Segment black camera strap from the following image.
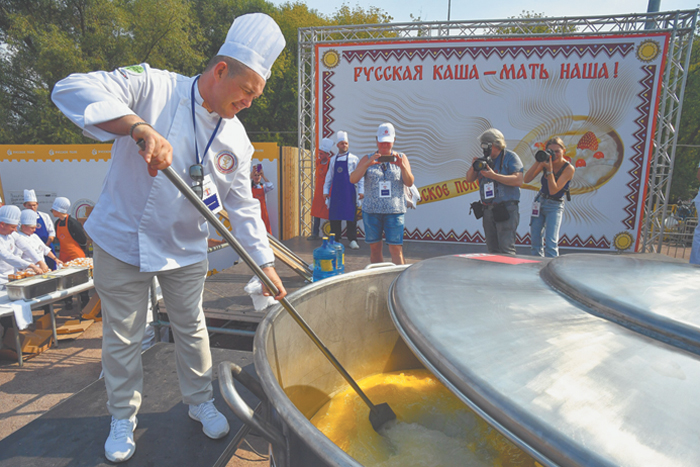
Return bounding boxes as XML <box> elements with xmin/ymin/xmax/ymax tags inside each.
<box><xmin>543</xmin><ymin>161</ymin><xmax>571</xmax><ymax>200</ymax></box>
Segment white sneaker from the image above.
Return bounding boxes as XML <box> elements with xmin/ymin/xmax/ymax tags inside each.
<box><xmin>189</xmin><ymin>399</ymin><xmax>230</xmax><ymax>439</ymax></box>
<box><xmin>349</xmin><ymin>240</ymin><xmax>360</xmax><ymax>250</ymax></box>
<box><xmin>104</xmin><ymin>416</ymin><xmax>137</xmax><ymax>463</ymax></box>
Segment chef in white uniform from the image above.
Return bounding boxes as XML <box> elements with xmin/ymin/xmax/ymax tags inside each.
<box><xmin>17</xmin><ymin>209</ymin><xmax>62</xmax><ymax>267</ymax></box>
<box><xmin>0</xmin><ymin>206</ymin><xmax>46</xmax><ymax>285</ymax></box>
<box><xmin>51</xmin><ymin>13</ymin><xmax>287</xmax><ymax>463</ymax></box>
<box><xmin>23</xmin><ymin>189</ymin><xmax>56</xmax><ymax>247</ymax></box>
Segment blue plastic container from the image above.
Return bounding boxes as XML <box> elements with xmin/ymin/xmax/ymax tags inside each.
<box><xmin>312</xmin><ymin>237</ymin><xmax>337</xmax><ymax>282</ymax></box>
<box><xmin>328</xmin><ymin>233</ymin><xmax>345</xmax><ymax>275</ymax></box>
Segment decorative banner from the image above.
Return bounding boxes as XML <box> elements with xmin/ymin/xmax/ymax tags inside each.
<box><xmin>316</xmin><ymin>34</ymin><xmax>669</xmax><ymax>252</ymax></box>
<box><xmin>0</xmin><ymin>143</ymin><xmax>280</xmax><ymax>275</ymax></box>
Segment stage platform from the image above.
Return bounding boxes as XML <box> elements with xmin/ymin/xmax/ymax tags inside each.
<box><xmin>0</xmin><ymin>343</ymin><xmax>258</xmax><ymax>467</ymax></box>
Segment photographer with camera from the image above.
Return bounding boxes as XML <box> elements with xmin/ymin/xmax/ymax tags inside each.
<box><xmin>350</xmin><ymin>122</ymin><xmax>414</xmax><ymax>264</ymax></box>
<box><xmin>523</xmin><ymin>137</ymin><xmax>575</xmax><ymax>257</ymax></box>
<box><xmin>465</xmin><ymin>128</ymin><xmax>523</xmax><ymax>255</ymax></box>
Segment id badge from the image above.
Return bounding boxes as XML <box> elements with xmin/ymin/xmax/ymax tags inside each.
<box><xmin>379</xmin><ymin>181</ymin><xmax>391</xmax><ymax>198</ymax></box>
<box><xmin>483</xmin><ymin>182</ymin><xmax>495</xmax><ymax>200</ymax></box>
<box><xmin>532</xmin><ymin>200</ymin><xmax>540</xmax><ymax>218</ymax></box>
<box><xmin>201</xmin><ymin>174</ymin><xmax>223</xmax><ymax>214</ymax></box>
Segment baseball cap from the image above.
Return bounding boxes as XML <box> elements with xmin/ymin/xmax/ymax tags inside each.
<box><xmin>377</xmin><ymin>123</ymin><xmax>395</xmax><ymax>143</ymax></box>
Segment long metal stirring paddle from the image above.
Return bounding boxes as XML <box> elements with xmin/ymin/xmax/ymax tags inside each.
<box><xmin>137</xmin><ymin>140</ymin><xmax>396</xmax><ymax>432</ymax></box>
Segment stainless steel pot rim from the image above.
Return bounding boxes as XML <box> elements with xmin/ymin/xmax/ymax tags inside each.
<box><xmin>253</xmin><ymin>265</ymin><xmax>408</xmax><ymax>467</ymax></box>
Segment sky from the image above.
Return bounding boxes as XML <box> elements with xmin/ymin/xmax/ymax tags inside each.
<box><xmin>270</xmin><ymin>0</ymin><xmax>699</xmax><ymax>23</ymax></box>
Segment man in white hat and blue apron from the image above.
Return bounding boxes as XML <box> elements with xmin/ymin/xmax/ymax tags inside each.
<box><xmin>323</xmin><ymin>131</ymin><xmax>364</xmax><ymax>249</ymax></box>
<box><xmin>52</xmin><ymin>13</ymin><xmax>288</xmax><ymax>463</ymax></box>
<box><xmin>23</xmin><ymin>189</ymin><xmax>57</xmax><ymax>268</ymax></box>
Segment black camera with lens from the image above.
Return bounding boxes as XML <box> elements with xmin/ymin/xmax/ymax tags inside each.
<box><xmin>535</xmin><ymin>149</ymin><xmax>555</xmax><ymax>163</ymax></box>
<box><xmin>472</xmin><ymin>142</ymin><xmax>494</xmax><ymax>172</ymax></box>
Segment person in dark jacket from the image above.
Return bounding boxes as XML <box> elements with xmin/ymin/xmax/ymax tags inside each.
<box><xmin>51</xmin><ymin>197</ymin><xmax>89</xmax><ymax>309</ymax></box>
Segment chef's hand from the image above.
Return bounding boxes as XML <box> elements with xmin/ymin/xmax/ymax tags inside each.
<box><xmin>27</xmin><ymin>264</ymin><xmax>42</xmax><ymax>275</ymax></box>
<box><xmin>37</xmin><ymin>261</ymin><xmax>50</xmax><ymax>274</ymax></box>
<box><xmin>132</xmin><ymin>123</ymin><xmax>173</xmax><ymax>177</ymax></box>
<box><xmin>261</xmin><ymin>266</ymin><xmax>287</xmax><ymax>300</ymax></box>
<box><xmin>207</xmin><ymin>238</ymin><xmax>225</xmax><ymax>247</ymax></box>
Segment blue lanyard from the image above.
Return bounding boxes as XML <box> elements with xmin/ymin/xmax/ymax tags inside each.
<box><xmin>191</xmin><ymin>76</ymin><xmax>222</xmax><ymax>165</ymax></box>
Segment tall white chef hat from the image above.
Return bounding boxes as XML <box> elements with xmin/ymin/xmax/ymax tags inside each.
<box><xmin>336</xmin><ymin>131</ymin><xmax>349</xmax><ymax>144</ymax></box>
<box><xmin>319</xmin><ymin>137</ymin><xmax>334</xmax><ymax>153</ymax></box>
<box><xmin>20</xmin><ymin>209</ymin><xmax>39</xmax><ymax>226</ymax></box>
<box><xmin>0</xmin><ymin>205</ymin><xmax>21</xmax><ymax>225</ymax></box>
<box><xmin>52</xmin><ymin>197</ymin><xmax>71</xmax><ymax>214</ymax></box>
<box><xmin>217</xmin><ymin>13</ymin><xmax>286</xmax><ymax>81</ymax></box>
<box><xmin>24</xmin><ymin>189</ymin><xmax>37</xmax><ymax>203</ymax></box>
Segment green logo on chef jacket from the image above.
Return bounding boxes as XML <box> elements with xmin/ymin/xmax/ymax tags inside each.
<box><xmin>123</xmin><ymin>65</ymin><xmax>145</xmax><ymax>74</ymax></box>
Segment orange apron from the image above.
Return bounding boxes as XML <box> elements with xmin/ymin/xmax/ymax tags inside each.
<box><xmin>310</xmin><ymin>154</ymin><xmax>330</xmax><ymax>219</ymax></box>
<box><xmin>252</xmin><ymin>185</ymin><xmax>272</xmax><ymax>234</ymax></box>
<box><xmin>56</xmin><ymin>216</ymin><xmax>86</xmax><ymax>262</ymax></box>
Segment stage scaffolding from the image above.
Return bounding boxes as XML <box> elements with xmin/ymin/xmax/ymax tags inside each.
<box><xmin>297</xmin><ymin>10</ymin><xmax>698</xmax><ymax>253</ymax></box>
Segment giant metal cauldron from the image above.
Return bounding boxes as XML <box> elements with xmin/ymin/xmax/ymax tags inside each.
<box><xmin>220</xmin><ymin>255</ymin><xmax>700</xmax><ymax>466</ymax></box>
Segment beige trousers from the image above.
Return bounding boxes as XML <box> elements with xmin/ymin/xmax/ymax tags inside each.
<box><xmin>93</xmin><ymin>243</ymin><xmax>212</xmax><ymax>420</ymax></box>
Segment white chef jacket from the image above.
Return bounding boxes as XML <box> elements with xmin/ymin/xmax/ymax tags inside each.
<box><xmin>51</xmin><ymin>63</ymin><xmax>273</xmax><ymax>272</ymax></box>
<box><xmin>0</xmin><ymin>232</ymin><xmax>44</xmax><ymax>285</ymax></box>
<box><xmin>18</xmin><ymin>232</ymin><xmax>51</xmax><ymax>263</ymax></box>
<box><xmin>36</xmin><ymin>211</ymin><xmax>56</xmax><ymax>239</ymax></box>
<box><xmin>323</xmin><ymin>152</ymin><xmax>364</xmax><ymax>196</ymax></box>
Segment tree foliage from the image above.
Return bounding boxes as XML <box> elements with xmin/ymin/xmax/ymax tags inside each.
<box><xmin>0</xmin><ymin>0</ymin><xmax>390</xmax><ymax>146</ymax></box>
<box><xmin>670</xmin><ymin>33</ymin><xmax>700</xmax><ymax>201</ymax></box>
<box><xmin>492</xmin><ymin>10</ymin><xmax>578</xmax><ymax>35</ymax></box>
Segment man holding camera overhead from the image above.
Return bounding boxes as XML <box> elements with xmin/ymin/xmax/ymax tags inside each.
<box><xmin>465</xmin><ymin>129</ymin><xmax>523</xmax><ymax>255</ymax></box>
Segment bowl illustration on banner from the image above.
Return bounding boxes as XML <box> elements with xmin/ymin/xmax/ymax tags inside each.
<box><xmin>517</xmin><ymin>116</ymin><xmax>624</xmax><ymax>195</ymax></box>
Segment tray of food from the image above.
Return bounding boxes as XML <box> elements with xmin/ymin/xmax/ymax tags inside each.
<box><xmin>6</xmin><ymin>275</ymin><xmax>59</xmax><ymax>301</ymax></box>
<box><xmin>47</xmin><ymin>267</ymin><xmax>91</xmax><ymax>290</ymax></box>
<box><xmin>62</xmin><ymin>258</ymin><xmax>94</xmax><ymax>278</ymax></box>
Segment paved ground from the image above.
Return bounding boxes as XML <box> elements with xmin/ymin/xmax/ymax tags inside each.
<box><xmin>0</xmin><ymin>236</ymin><xmax>690</xmax><ymax>466</ymax></box>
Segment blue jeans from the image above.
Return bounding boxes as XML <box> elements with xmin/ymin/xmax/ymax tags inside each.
<box><xmin>530</xmin><ymin>197</ymin><xmax>564</xmax><ymax>257</ymax></box>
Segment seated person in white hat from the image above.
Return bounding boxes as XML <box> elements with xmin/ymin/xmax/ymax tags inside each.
<box><xmin>0</xmin><ymin>205</ymin><xmax>48</xmax><ymax>285</ymax></box>
<box><xmin>52</xmin><ymin>13</ymin><xmax>288</xmax><ymax>463</ymax></box>
<box><xmin>23</xmin><ymin>189</ymin><xmax>57</xmax><ymax>267</ymax></box>
<box><xmin>323</xmin><ymin>131</ymin><xmax>364</xmax><ymax>249</ymax></box>
<box><xmin>18</xmin><ymin>209</ymin><xmax>62</xmax><ymax>268</ymax></box>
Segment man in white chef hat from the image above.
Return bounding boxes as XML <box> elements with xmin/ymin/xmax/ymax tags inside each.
<box><xmin>52</xmin><ymin>13</ymin><xmax>288</xmax><ymax>463</ymax></box>
<box><xmin>23</xmin><ymin>189</ymin><xmax>57</xmax><ymax>267</ymax></box>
